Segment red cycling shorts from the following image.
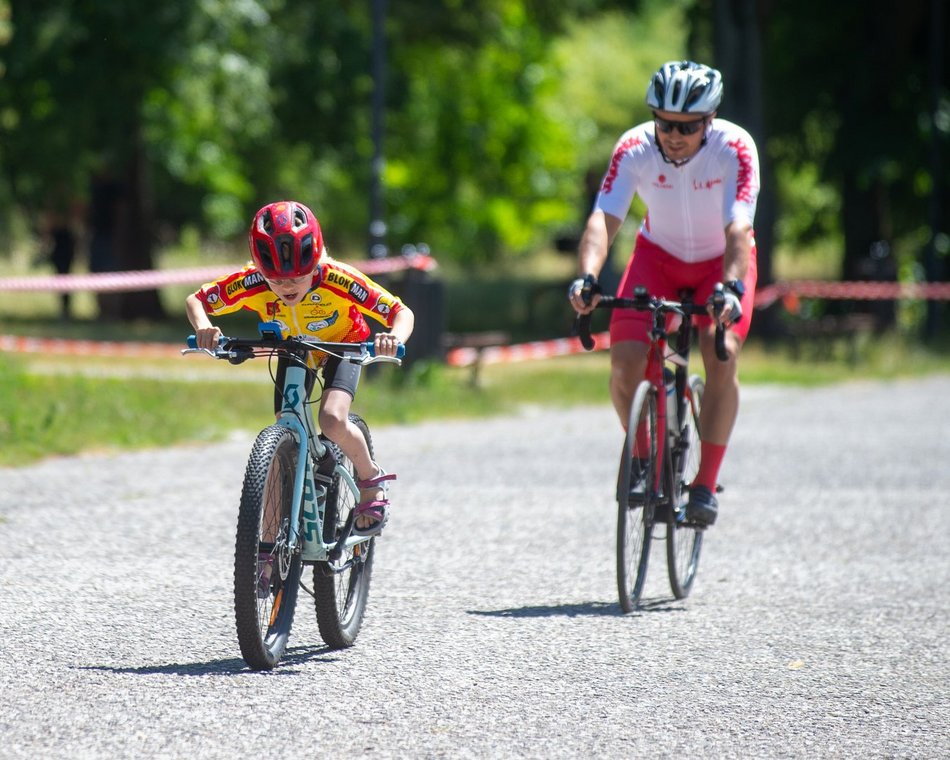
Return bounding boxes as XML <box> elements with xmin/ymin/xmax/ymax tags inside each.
<box><xmin>609</xmin><ymin>233</ymin><xmax>757</xmax><ymax>345</ymax></box>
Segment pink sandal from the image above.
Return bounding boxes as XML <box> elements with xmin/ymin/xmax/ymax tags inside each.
<box><xmin>353</xmin><ymin>467</ymin><xmax>397</xmax><ymax>536</ymax></box>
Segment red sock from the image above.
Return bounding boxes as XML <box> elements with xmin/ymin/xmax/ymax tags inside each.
<box><xmin>692</xmin><ymin>442</ymin><xmax>727</xmax><ymax>490</ymax></box>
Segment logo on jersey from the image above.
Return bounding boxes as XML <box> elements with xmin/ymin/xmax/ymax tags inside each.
<box><xmin>309</xmin><ymin>293</ymin><xmax>322</xmax><ymax>303</ymax></box>
<box><xmin>326</xmin><ymin>270</ymin><xmax>350</xmax><ymax>288</ymax></box>
<box><xmin>266</xmin><ymin>301</ymin><xmax>281</xmax><ymax>315</ymax></box>
<box><xmin>349</xmin><ymin>281</ymin><xmax>369</xmax><ymax>302</ymax></box>
<box><xmin>204</xmin><ymin>286</ymin><xmax>220</xmax><ymax>306</ymax></box>
<box><xmin>693</xmin><ymin>178</ymin><xmax>723</xmax><ymax>191</ymax></box>
<box><xmin>226</xmin><ymin>280</ymin><xmax>243</xmax><ymax>297</ymax></box>
<box><xmin>652</xmin><ymin>174</ymin><xmax>673</xmax><ymax>189</ymax></box>
<box><xmin>243</xmin><ymin>271</ymin><xmax>265</xmax><ymax>289</ymax></box>
<box><xmin>307</xmin><ymin>311</ymin><xmax>339</xmax><ymax>332</ymax></box>
<box><xmin>375</xmin><ymin>302</ymin><xmax>391</xmax><ymax>317</ymax></box>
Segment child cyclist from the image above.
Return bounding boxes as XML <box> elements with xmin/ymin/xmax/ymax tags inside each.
<box><xmin>186</xmin><ymin>200</ymin><xmax>414</xmax><ymax>536</ymax></box>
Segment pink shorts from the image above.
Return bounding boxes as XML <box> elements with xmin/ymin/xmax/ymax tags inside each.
<box><xmin>609</xmin><ymin>234</ymin><xmax>757</xmax><ymax>344</ymax></box>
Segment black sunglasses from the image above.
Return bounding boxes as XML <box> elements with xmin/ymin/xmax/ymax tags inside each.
<box><xmin>653</xmin><ymin>114</ymin><xmax>708</xmax><ymax>136</ymax></box>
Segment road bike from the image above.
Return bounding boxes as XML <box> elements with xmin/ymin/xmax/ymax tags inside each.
<box><xmin>184</xmin><ymin>322</ymin><xmax>404</xmax><ymax>669</ymax></box>
<box><xmin>574</xmin><ymin>285</ymin><xmax>727</xmax><ymax>612</ymax></box>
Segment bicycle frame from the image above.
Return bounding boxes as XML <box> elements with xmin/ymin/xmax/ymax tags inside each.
<box><xmin>183</xmin><ymin>323</ymin><xmax>403</xmax><ymax>566</ymax></box>
<box><xmin>642</xmin><ymin>312</ymin><xmax>674</xmax><ymax>500</ymax></box>
<box><xmin>574</xmin><ymin>287</ymin><xmax>719</xmax><ymax>513</ymax></box>
<box><xmin>273</xmin><ymin>357</ymin><xmax>367</xmax><ymax>564</ymax></box>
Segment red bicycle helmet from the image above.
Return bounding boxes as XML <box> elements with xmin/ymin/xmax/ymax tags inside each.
<box><xmin>248</xmin><ymin>201</ymin><xmax>323</xmax><ymax>279</ymax></box>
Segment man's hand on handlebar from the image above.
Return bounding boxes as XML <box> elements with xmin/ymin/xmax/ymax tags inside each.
<box><xmin>707</xmin><ymin>282</ymin><xmax>743</xmax><ymax>328</ymax></box>
<box><xmin>567</xmin><ymin>273</ymin><xmax>603</xmax><ymax>315</ymax></box>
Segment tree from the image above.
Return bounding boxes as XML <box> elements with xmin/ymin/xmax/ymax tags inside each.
<box><xmin>760</xmin><ymin>0</ymin><xmax>947</xmax><ymax>289</ymax></box>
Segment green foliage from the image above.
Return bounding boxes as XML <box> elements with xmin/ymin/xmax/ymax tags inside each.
<box><xmin>761</xmin><ymin>0</ymin><xmax>946</xmax><ymax>275</ymax></box>
<box><xmin>0</xmin><ymin>0</ymin><xmax>652</xmax><ymax>266</ymax></box>
<box><xmin>550</xmin><ymin>2</ymin><xmax>691</xmax><ymax>165</ymax></box>
<box><xmin>0</xmin><ymin>0</ymin><xmax>946</xmax><ymax>293</ymax></box>
<box><xmin>387</xmin><ymin>15</ymin><xmax>577</xmax><ymax>260</ymax></box>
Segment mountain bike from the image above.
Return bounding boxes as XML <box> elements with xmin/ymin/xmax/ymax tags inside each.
<box><xmin>574</xmin><ymin>285</ymin><xmax>728</xmax><ymax>612</ymax></box>
<box><xmin>184</xmin><ymin>321</ymin><xmax>404</xmax><ymax>670</ymax></box>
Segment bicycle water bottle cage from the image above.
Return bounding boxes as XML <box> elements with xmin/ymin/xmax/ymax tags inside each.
<box><xmin>258</xmin><ymin>321</ymin><xmax>283</xmax><ymax>342</ymax></box>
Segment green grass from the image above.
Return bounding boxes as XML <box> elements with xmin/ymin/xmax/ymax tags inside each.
<box><xmin>3</xmin><ymin>334</ymin><xmax>950</xmax><ymax>468</ymax></box>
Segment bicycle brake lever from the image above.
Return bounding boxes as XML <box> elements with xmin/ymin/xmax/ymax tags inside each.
<box><xmin>573</xmin><ymin>313</ymin><xmax>595</xmax><ymax>351</ymax></box>
<box><xmin>709</xmin><ymin>285</ymin><xmax>729</xmax><ymax>362</ymax></box>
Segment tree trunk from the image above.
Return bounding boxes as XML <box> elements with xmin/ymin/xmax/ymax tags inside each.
<box><xmin>713</xmin><ymin>0</ymin><xmax>779</xmax><ymax>335</ymax></box>
<box><xmin>116</xmin><ymin>126</ymin><xmax>165</xmax><ymax>320</ymax></box>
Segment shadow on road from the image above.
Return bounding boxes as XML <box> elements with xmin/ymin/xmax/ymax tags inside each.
<box><xmin>76</xmin><ymin>644</ymin><xmax>339</xmax><ymax>676</ymax></box>
<box><xmin>466</xmin><ymin>596</ymin><xmax>685</xmax><ymax>618</ymax></box>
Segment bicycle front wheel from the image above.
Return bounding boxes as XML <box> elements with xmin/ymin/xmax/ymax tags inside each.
<box><xmin>234</xmin><ymin>424</ymin><xmax>303</xmax><ymax>671</ymax></box>
<box><xmin>667</xmin><ymin>374</ymin><xmax>705</xmax><ymax>599</ymax></box>
<box><xmin>313</xmin><ymin>414</ymin><xmax>375</xmax><ymax>649</ymax></box>
<box><xmin>617</xmin><ymin>380</ymin><xmax>658</xmax><ymax>613</ymax></box>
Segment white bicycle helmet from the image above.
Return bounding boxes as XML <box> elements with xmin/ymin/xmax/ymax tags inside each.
<box><xmin>646</xmin><ymin>60</ymin><xmax>723</xmax><ymax>114</ymax></box>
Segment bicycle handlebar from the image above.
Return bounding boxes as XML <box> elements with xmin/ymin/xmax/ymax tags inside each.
<box><xmin>573</xmin><ymin>288</ymin><xmax>728</xmax><ymax>361</ymax></box>
<box><xmin>183</xmin><ymin>321</ymin><xmax>405</xmax><ymax>366</ymax></box>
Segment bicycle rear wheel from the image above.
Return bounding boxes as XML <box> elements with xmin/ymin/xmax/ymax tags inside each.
<box><xmin>617</xmin><ymin>380</ymin><xmax>658</xmax><ymax>613</ymax></box>
<box><xmin>313</xmin><ymin>414</ymin><xmax>375</xmax><ymax>649</ymax></box>
<box><xmin>234</xmin><ymin>424</ymin><xmax>303</xmax><ymax>670</ymax></box>
<box><xmin>667</xmin><ymin>375</ymin><xmax>705</xmax><ymax>599</ymax></box>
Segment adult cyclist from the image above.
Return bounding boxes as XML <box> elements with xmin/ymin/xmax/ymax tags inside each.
<box><xmin>568</xmin><ymin>60</ymin><xmax>760</xmax><ymax>527</ymax></box>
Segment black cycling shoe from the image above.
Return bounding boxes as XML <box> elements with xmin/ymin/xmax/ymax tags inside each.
<box><xmin>685</xmin><ymin>485</ymin><xmax>718</xmax><ymax>526</ymax></box>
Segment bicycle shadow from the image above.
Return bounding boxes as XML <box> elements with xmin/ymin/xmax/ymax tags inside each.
<box><xmin>77</xmin><ymin>644</ymin><xmax>339</xmax><ymax>676</ymax></box>
<box><xmin>467</xmin><ymin>596</ymin><xmax>685</xmax><ymax>619</ymax></box>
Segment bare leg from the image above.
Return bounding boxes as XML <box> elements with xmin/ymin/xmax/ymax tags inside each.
<box><xmin>697</xmin><ymin>326</ymin><xmax>743</xmax><ymax>446</ymax></box>
<box><xmin>318</xmin><ymin>389</ymin><xmax>381</xmax><ymax>530</ymax></box>
<box><xmin>609</xmin><ymin>340</ymin><xmax>649</xmax><ymax>430</ymax></box>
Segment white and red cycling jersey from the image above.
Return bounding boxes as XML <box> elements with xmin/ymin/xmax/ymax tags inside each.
<box><xmin>594</xmin><ymin>117</ymin><xmax>760</xmax><ymax>263</ymax></box>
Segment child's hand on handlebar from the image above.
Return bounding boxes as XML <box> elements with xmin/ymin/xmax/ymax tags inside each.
<box><xmin>194</xmin><ymin>325</ymin><xmax>223</xmax><ymax>350</ymax></box>
<box><xmin>373</xmin><ymin>332</ymin><xmax>402</xmax><ymax>358</ymax></box>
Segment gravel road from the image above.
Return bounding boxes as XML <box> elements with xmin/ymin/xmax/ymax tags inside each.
<box><xmin>1</xmin><ymin>376</ymin><xmax>948</xmax><ymax>759</ymax></box>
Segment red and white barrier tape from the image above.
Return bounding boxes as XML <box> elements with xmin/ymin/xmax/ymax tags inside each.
<box><xmin>3</xmin><ymin>276</ymin><xmax>948</xmax><ymax>365</ymax></box>
<box><xmin>446</xmin><ymin>333</ymin><xmax>611</xmax><ymax>367</ymax></box>
<box><xmin>0</xmin><ymin>254</ymin><xmax>436</xmax><ymax>293</ymax></box>
<box><xmin>754</xmin><ymin>280</ymin><xmax>950</xmax><ymax>308</ymax></box>
<box><xmin>0</xmin><ymin>334</ymin><xmax>181</xmax><ymax>358</ymax></box>
<box><xmin>446</xmin><ymin>280</ymin><xmax>950</xmax><ymax>368</ymax></box>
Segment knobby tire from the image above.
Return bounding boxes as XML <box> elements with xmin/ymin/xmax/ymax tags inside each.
<box><xmin>234</xmin><ymin>425</ymin><xmax>303</xmax><ymax>671</ymax></box>
<box><xmin>312</xmin><ymin>414</ymin><xmax>375</xmax><ymax>649</ymax></box>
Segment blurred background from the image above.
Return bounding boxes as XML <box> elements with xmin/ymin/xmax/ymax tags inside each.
<box><xmin>0</xmin><ymin>0</ymin><xmax>947</xmax><ymax>347</ymax></box>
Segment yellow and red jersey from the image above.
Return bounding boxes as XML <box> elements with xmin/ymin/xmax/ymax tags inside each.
<box><xmin>194</xmin><ymin>257</ymin><xmax>405</xmax><ymax>350</ymax></box>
